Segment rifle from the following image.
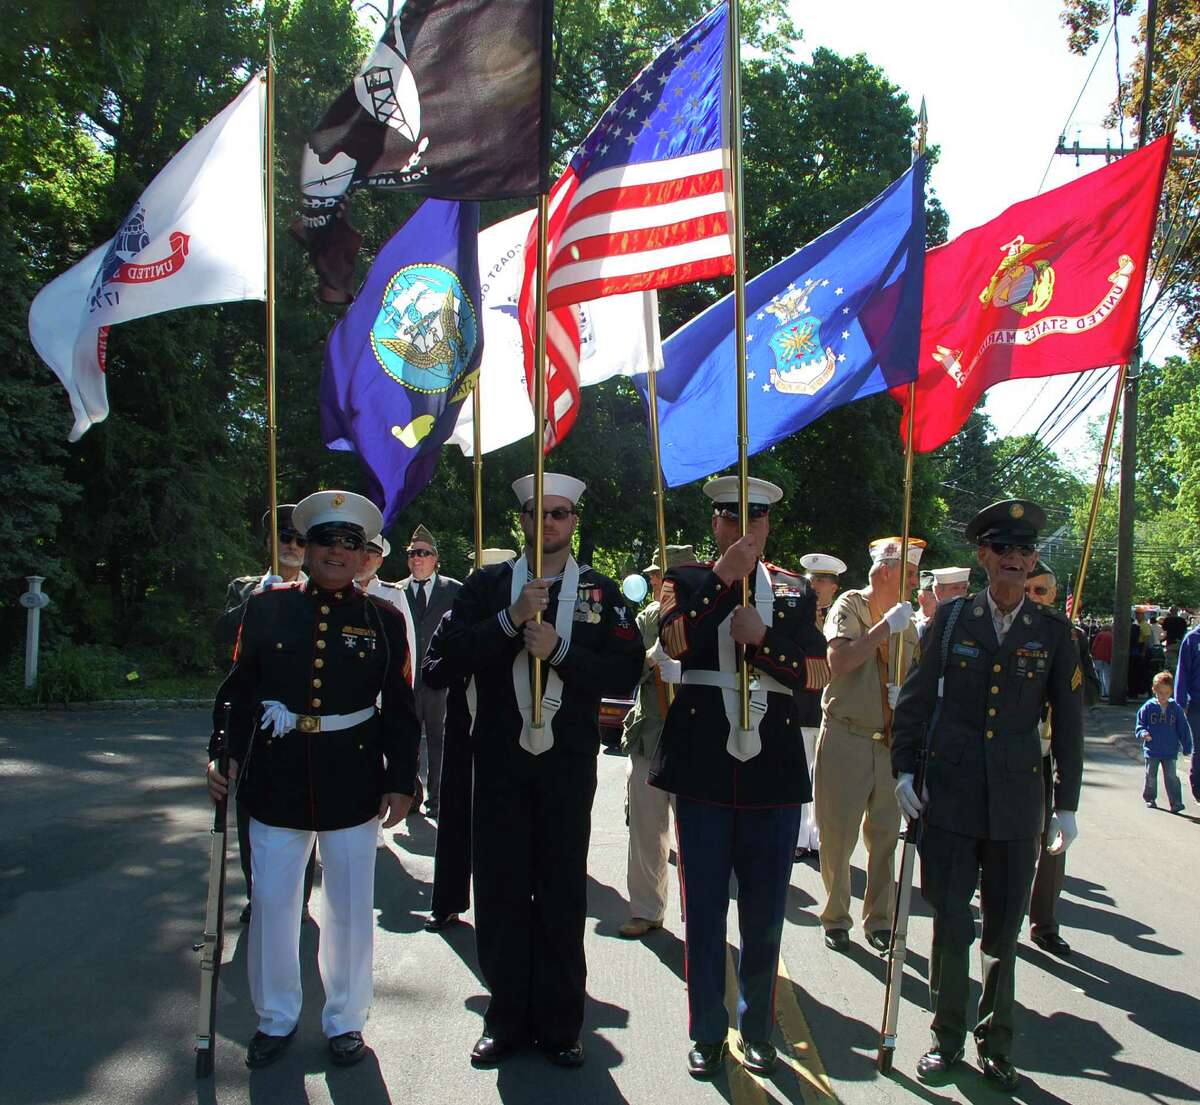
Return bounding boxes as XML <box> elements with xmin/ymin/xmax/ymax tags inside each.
<box><xmin>876</xmin><ymin>598</ymin><xmax>965</xmax><ymax>1074</ymax></box>
<box><xmin>194</xmin><ymin>701</ymin><xmax>232</xmax><ymax>1078</ymax></box>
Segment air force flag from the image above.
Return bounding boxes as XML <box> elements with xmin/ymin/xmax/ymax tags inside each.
<box><xmin>321</xmin><ymin>198</ymin><xmax>481</xmax><ymax>527</ymax></box>
<box><xmin>636</xmin><ymin>161</ymin><xmax>926</xmax><ymax>487</ymax></box>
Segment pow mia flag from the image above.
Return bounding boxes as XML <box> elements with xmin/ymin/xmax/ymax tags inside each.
<box><xmin>293</xmin><ymin>0</ymin><xmax>553</xmax><ymax>303</ymax></box>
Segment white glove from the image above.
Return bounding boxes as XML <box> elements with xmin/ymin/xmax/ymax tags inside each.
<box><xmin>895</xmin><ymin>772</ymin><xmax>927</xmax><ymax>820</ymax></box>
<box><xmin>260</xmin><ymin>699</ymin><xmax>298</xmax><ymax>737</ymax></box>
<box><xmin>887</xmin><ymin>683</ymin><xmax>901</xmax><ymax>709</ymax></box>
<box><xmin>257</xmin><ymin>572</ymin><xmax>284</xmax><ymax>592</ymax></box>
<box><xmin>884</xmin><ymin>602</ymin><xmax>913</xmax><ymax>634</ymax></box>
<box><xmin>1046</xmin><ymin>809</ymin><xmax>1078</xmax><ymax>855</ymax></box>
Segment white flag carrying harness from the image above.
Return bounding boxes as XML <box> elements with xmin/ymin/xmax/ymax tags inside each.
<box><xmin>510</xmin><ymin>555</ymin><xmax>580</xmax><ymax>755</ymax></box>
<box><xmin>679</xmin><ymin>561</ymin><xmax>791</xmax><ymax>762</ymax></box>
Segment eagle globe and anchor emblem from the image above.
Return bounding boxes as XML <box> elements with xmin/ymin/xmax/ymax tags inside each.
<box><xmin>765</xmin><ymin>286</ymin><xmax>837</xmax><ymax>396</ymax></box>
<box><xmin>370</xmin><ymin>264</ymin><xmax>479</xmax><ymax>448</ymax></box>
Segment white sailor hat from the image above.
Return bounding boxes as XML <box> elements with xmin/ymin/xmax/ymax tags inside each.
<box><xmin>366</xmin><ymin>535</ymin><xmax>392</xmax><ymax>557</ymax></box>
<box><xmin>868</xmin><ymin>536</ymin><xmax>927</xmax><ymax>565</ymax></box>
<box><xmin>702</xmin><ymin>475</ymin><xmax>783</xmax><ymax>508</ymax></box>
<box><xmin>932</xmin><ymin>566</ymin><xmax>971</xmax><ymax>586</ymax></box>
<box><xmin>800</xmin><ymin>552</ymin><xmax>847</xmax><ymax>576</ymax></box>
<box><xmin>512</xmin><ymin>473</ymin><xmax>586</xmax><ymax>507</ymax></box>
<box><xmin>470</xmin><ymin>547</ymin><xmax>517</xmax><ymax>566</ymax></box>
<box><xmin>293</xmin><ymin>490</ymin><xmax>383</xmax><ymax>543</ymax></box>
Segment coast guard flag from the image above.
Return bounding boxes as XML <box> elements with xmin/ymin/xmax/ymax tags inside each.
<box><xmin>28</xmin><ymin>75</ymin><xmax>266</xmax><ymax>440</ymax></box>
<box><xmin>638</xmin><ymin>161</ymin><xmax>926</xmax><ymax>486</ymax></box>
<box><xmin>518</xmin><ymin>3</ymin><xmax>731</xmax><ymax>448</ymax></box>
<box><xmin>321</xmin><ymin>198</ymin><xmax>482</xmax><ymax>527</ymax></box>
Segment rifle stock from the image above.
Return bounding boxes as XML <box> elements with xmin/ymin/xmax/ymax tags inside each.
<box><xmin>195</xmin><ymin>701</ymin><xmax>231</xmax><ymax>1078</ymax></box>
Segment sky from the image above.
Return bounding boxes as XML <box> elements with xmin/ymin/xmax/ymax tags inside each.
<box><xmin>787</xmin><ymin>0</ymin><xmax>1180</xmax><ymax>472</ymax></box>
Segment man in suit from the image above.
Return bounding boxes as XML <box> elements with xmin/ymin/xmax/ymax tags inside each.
<box><xmin>398</xmin><ymin>524</ymin><xmax>461</xmax><ymax>818</ymax></box>
<box><xmin>892</xmin><ymin>499</ymin><xmax>1084</xmax><ymax>1092</ymax></box>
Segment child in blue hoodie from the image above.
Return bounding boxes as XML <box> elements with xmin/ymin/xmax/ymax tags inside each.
<box><xmin>1136</xmin><ymin>671</ymin><xmax>1193</xmax><ymax>812</ymax></box>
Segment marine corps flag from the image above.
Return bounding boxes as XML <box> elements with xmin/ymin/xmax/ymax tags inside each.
<box><xmin>898</xmin><ymin>135</ymin><xmax>1171</xmax><ymax>452</ymax></box>
<box><xmin>294</xmin><ymin>0</ymin><xmax>553</xmax><ymax>302</ymax></box>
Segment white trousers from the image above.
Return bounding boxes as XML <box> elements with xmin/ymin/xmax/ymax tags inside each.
<box><xmin>248</xmin><ymin>816</ymin><xmax>378</xmax><ymax>1037</ymax></box>
<box><xmin>796</xmin><ymin>726</ymin><xmax>821</xmax><ymax>850</ymax></box>
<box><xmin>626</xmin><ymin>747</ymin><xmax>674</xmax><ymax>922</ymax></box>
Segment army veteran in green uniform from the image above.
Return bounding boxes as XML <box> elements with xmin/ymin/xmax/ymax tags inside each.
<box><xmin>892</xmin><ymin>499</ymin><xmax>1083</xmax><ymax>1092</ymax></box>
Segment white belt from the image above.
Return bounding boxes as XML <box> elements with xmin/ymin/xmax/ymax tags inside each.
<box><xmin>681</xmin><ymin>669</ymin><xmax>793</xmax><ymax>697</ymax></box>
<box><xmin>260</xmin><ymin>700</ymin><xmax>375</xmax><ymax>736</ymax></box>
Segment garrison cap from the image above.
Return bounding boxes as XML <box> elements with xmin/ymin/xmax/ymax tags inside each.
<box><xmin>293</xmin><ymin>490</ymin><xmax>382</xmax><ymax>542</ymax></box>
<box><xmin>869</xmin><ymin>536</ymin><xmax>927</xmax><ymax>565</ymax></box>
<box><xmin>261</xmin><ymin>504</ymin><xmax>297</xmax><ymax>534</ymax></box>
<box><xmin>800</xmin><ymin>552</ymin><xmax>847</xmax><ymax>577</ymax></box>
<box><xmin>645</xmin><ymin>544</ymin><xmax>697</xmax><ymax>573</ymax></box>
<box><xmin>1027</xmin><ymin>560</ymin><xmax>1055</xmax><ymax>580</ymax></box>
<box><xmin>965</xmin><ymin>499</ymin><xmax>1045</xmax><ymax>544</ymax></box>
<box><xmin>512</xmin><ymin>473</ymin><xmax>586</xmax><ymax>507</ymax></box>
<box><xmin>703</xmin><ymin>475</ymin><xmax>783</xmax><ymax>508</ymax></box>
<box><xmin>409</xmin><ymin>524</ymin><xmax>437</xmax><ymax>551</ymax></box>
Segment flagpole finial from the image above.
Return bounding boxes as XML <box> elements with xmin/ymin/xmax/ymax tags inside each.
<box><xmin>915</xmin><ymin>97</ymin><xmax>928</xmax><ymax>158</ymax></box>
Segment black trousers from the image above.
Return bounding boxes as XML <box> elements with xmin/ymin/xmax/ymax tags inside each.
<box><xmin>430</xmin><ymin>719</ymin><xmax>473</xmax><ymax>917</ymax></box>
<box><xmin>1028</xmin><ymin>759</ymin><xmax>1064</xmax><ymax>937</ymax></box>
<box><xmin>472</xmin><ymin>746</ymin><xmax>597</xmax><ymax>1045</ymax></box>
<box><xmin>236</xmin><ymin>796</ymin><xmax>314</xmax><ymax>906</ymax></box>
<box><xmin>920</xmin><ymin>826</ymin><xmax>1039</xmax><ymax>1058</ymax></box>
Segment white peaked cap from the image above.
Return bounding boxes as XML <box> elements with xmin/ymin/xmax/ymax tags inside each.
<box><xmin>471</xmin><ymin>547</ymin><xmax>517</xmax><ymax>566</ymax></box>
<box><xmin>512</xmin><ymin>473</ymin><xmax>586</xmax><ymax>506</ymax></box>
<box><xmin>293</xmin><ymin>490</ymin><xmax>383</xmax><ymax>542</ymax></box>
<box><xmin>932</xmin><ymin>566</ymin><xmax>971</xmax><ymax>585</ymax></box>
<box><xmin>702</xmin><ymin>475</ymin><xmax>783</xmax><ymax>505</ymax></box>
<box><xmin>801</xmin><ymin>553</ymin><xmax>847</xmax><ymax>575</ymax></box>
<box><xmin>366</xmin><ymin>536</ymin><xmax>392</xmax><ymax>557</ymax></box>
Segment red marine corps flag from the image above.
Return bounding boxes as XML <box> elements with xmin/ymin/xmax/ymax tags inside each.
<box><xmin>898</xmin><ymin>135</ymin><xmax>1171</xmax><ymax>452</ymax></box>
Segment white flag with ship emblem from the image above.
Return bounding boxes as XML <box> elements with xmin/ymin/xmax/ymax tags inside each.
<box><xmin>28</xmin><ymin>74</ymin><xmax>267</xmax><ymax>441</ymax></box>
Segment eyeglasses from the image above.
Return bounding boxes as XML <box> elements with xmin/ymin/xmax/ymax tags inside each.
<box><xmin>522</xmin><ymin>507</ymin><xmax>575</xmax><ymax>521</ymax></box>
<box><xmin>1025</xmin><ymin>585</ymin><xmax>1052</xmax><ymax>596</ymax></box>
<box><xmin>312</xmin><ymin>532</ymin><xmax>365</xmax><ymax>551</ymax></box>
<box><xmin>407</xmin><ymin>548</ymin><xmax>436</xmax><ymax>558</ymax></box>
<box><xmin>983</xmin><ymin>541</ymin><xmax>1037</xmax><ymax>556</ymax></box>
<box><xmin>278</xmin><ymin>529</ymin><xmax>306</xmax><ymax>547</ymax></box>
<box><xmin>715</xmin><ymin>503</ymin><xmax>771</xmax><ymax>520</ymax></box>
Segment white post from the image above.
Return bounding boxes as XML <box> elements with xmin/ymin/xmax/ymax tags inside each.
<box><xmin>20</xmin><ymin>576</ymin><xmax>50</xmax><ymax>689</ymax></box>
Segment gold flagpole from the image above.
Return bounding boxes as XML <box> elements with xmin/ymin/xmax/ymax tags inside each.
<box><xmin>893</xmin><ymin>97</ymin><xmax>927</xmax><ymax>682</ymax></box>
<box><xmin>727</xmin><ymin>0</ymin><xmax>751</xmax><ymax>731</ymax></box>
<box><xmin>644</xmin><ymin>309</ymin><xmax>675</xmax><ymax>706</ymax></box>
<box><xmin>264</xmin><ymin>28</ymin><xmax>280</xmax><ymax>576</ymax></box>
<box><xmin>473</xmin><ymin>384</ymin><xmax>484</xmax><ymax>566</ymax></box>
<box><xmin>532</xmin><ymin>193</ymin><xmax>550</xmax><ymax>726</ymax></box>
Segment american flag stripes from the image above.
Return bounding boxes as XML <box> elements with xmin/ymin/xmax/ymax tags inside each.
<box><xmin>519</xmin><ymin>3</ymin><xmax>731</xmax><ymax>448</ymax></box>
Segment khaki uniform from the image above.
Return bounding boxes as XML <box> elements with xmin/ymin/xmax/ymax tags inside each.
<box><xmin>814</xmin><ymin>589</ymin><xmax>919</xmax><ymax>935</ymax></box>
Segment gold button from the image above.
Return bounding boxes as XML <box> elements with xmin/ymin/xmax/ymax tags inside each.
<box><xmin>1033</xmin><ymin>766</ymin><xmax>1039</xmax><ymax>773</ymax></box>
<box><xmin>986</xmin><ymin>729</ymin><xmax>994</xmax><ymax>738</ymax></box>
<box><xmin>359</xmin><ymin>650</ymin><xmax>366</xmax><ymax>658</ymax></box>
<box><xmin>319</xmin><ymin>621</ymin><xmax>328</xmax><ymax>631</ymax></box>
<box><xmin>312</xmin><ymin>678</ymin><xmax>322</xmax><ymax>688</ymax></box>
<box><xmin>991</xmin><ymin>685</ymin><xmax>1000</xmax><ymax>694</ymax></box>
<box><xmin>763</xmin><ymin>648</ymin><xmax>771</xmax><ymax>656</ymax></box>
<box><xmin>312</xmin><ymin>697</ymin><xmax>322</xmax><ymax>708</ymax></box>
<box><xmin>275</xmin><ymin>642</ymin><xmax>283</xmax><ymax>650</ymax></box>
<box><xmin>690</xmin><ymin>708</ymin><xmax>696</xmax><ymax>715</ymax></box>
<box><xmin>316</xmin><ymin>640</ymin><xmax>326</xmax><ymax>650</ymax></box>
<box><xmin>689</xmin><ymin>610</ymin><xmax>697</xmax><ymax>617</ymax></box>
<box><xmin>988</xmin><ymin>707</ymin><xmax>997</xmax><ymax>716</ymax></box>
<box><xmin>314</xmin><ymin>658</ymin><xmax>325</xmax><ymax>669</ymax></box>
<box><xmin>321</xmin><ymin>605</ymin><xmax>330</xmax><ymax>615</ymax></box>
<box><xmin>358</xmin><ymin>744</ymin><xmax>364</xmax><ymax>750</ymax></box>
<box><xmin>786</xmin><ymin>717</ymin><xmax>792</xmax><ymax>725</ymax></box>
<box><xmin>793</xmin><ymin>661</ymin><xmax>799</xmax><ymax>668</ymax></box>
<box><xmin>872</xmin><ymin>731</ymin><xmax>884</xmax><ymax>742</ymax></box>
<box><xmin>959</xmin><ymin>660</ymin><xmax>967</xmax><ymax>668</ymax></box>
<box><xmin>778</xmin><ymin>611</ymin><xmax>785</xmax><ymax>619</ymax></box>
<box><xmin>993</xmin><ymin>664</ymin><xmax>1001</xmax><ymax>673</ymax></box>
<box><xmin>703</xmin><ymin>597</ymin><xmax>710</xmax><ymax>605</ymax></box>
<box><xmin>335</xmin><ymin>592</ymin><xmax>344</xmax><ymax>600</ymax></box>
<box><xmin>778</xmin><ymin>654</ymin><xmax>786</xmax><ymax>662</ymax></box>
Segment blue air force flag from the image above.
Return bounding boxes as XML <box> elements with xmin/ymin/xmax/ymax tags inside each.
<box><xmin>321</xmin><ymin>198</ymin><xmax>481</xmax><ymax>526</ymax></box>
<box><xmin>636</xmin><ymin>161</ymin><xmax>926</xmax><ymax>487</ymax></box>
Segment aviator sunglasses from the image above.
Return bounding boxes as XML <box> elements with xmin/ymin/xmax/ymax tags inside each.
<box><xmin>715</xmin><ymin>503</ymin><xmax>771</xmax><ymax>520</ymax></box>
<box><xmin>522</xmin><ymin>506</ymin><xmax>575</xmax><ymax>521</ymax></box>
<box><xmin>312</xmin><ymin>532</ymin><xmax>365</xmax><ymax>552</ymax></box>
<box><xmin>407</xmin><ymin>548</ymin><xmax>436</xmax><ymax>558</ymax></box>
<box><xmin>983</xmin><ymin>541</ymin><xmax>1038</xmax><ymax>556</ymax></box>
<box><xmin>1026</xmin><ymin>584</ymin><xmax>1052</xmax><ymax>596</ymax></box>
<box><xmin>278</xmin><ymin>528</ymin><xmax>306</xmax><ymax>547</ymax></box>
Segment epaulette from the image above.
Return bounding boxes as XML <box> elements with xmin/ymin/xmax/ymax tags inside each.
<box><xmin>373</xmin><ymin>579</ymin><xmax>403</xmax><ymax>590</ymax></box>
<box><xmin>364</xmin><ymin>592</ymin><xmax>408</xmax><ymax>619</ymax></box>
<box><xmin>247</xmin><ymin>580</ymin><xmax>304</xmax><ymax>599</ymax></box>
<box><xmin>764</xmin><ymin>560</ymin><xmax>803</xmax><ymax>579</ymax></box>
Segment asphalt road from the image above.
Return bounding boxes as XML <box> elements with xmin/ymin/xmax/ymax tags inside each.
<box><xmin>0</xmin><ymin>704</ymin><xmax>1196</xmax><ymax>1105</ymax></box>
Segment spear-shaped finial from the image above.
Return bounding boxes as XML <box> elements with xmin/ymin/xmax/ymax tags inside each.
<box><xmin>916</xmin><ymin>96</ymin><xmax>928</xmax><ymax>158</ymax></box>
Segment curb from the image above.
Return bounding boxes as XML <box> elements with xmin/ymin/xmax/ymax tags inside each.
<box><xmin>0</xmin><ymin>698</ymin><xmax>209</xmax><ymax>713</ymax></box>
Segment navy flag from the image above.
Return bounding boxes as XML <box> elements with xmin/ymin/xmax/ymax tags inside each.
<box><xmin>635</xmin><ymin>161</ymin><xmax>927</xmax><ymax>487</ymax></box>
<box><xmin>294</xmin><ymin>0</ymin><xmax>553</xmax><ymax>302</ymax></box>
<box><xmin>321</xmin><ymin>198</ymin><xmax>482</xmax><ymax>527</ymax></box>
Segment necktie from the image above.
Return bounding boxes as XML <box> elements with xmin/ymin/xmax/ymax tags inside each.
<box><xmin>410</xmin><ymin>581</ymin><xmax>427</xmax><ymax>621</ymax></box>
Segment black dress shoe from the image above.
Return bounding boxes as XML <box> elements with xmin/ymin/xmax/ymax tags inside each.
<box><xmin>546</xmin><ymin>1040</ymin><xmax>585</xmax><ymax>1068</ymax></box>
<box><xmin>739</xmin><ymin>1038</ymin><xmax>777</xmax><ymax>1075</ymax></box>
<box><xmin>1031</xmin><ymin>931</ymin><xmax>1071</xmax><ymax>957</ymax></box>
<box><xmin>328</xmin><ymin>1031</ymin><xmax>367</xmax><ymax>1067</ymax></box>
<box><xmin>301</xmin><ymin>906</ymin><xmax>315</xmax><ymax>925</ymax></box>
<box><xmin>424</xmin><ymin>912</ymin><xmax>461</xmax><ymax>933</ymax></box>
<box><xmin>915</xmin><ymin>1045</ymin><xmax>963</xmax><ymax>1083</ymax></box>
<box><xmin>977</xmin><ymin>1049</ymin><xmax>1020</xmax><ymax>1091</ymax></box>
<box><xmin>687</xmin><ymin>1040</ymin><xmax>726</xmax><ymax>1078</ymax></box>
<box><xmin>865</xmin><ymin>930</ymin><xmax>891</xmax><ymax>953</ymax></box>
<box><xmin>245</xmin><ymin>1028</ymin><xmax>296</xmax><ymax>1068</ymax></box>
<box><xmin>824</xmin><ymin>928</ymin><xmax>851</xmax><ymax>952</ymax></box>
<box><xmin>239</xmin><ymin>903</ymin><xmax>252</xmax><ymax>924</ymax></box>
<box><xmin>471</xmin><ymin>1034</ymin><xmax>516</xmax><ymax>1066</ymax></box>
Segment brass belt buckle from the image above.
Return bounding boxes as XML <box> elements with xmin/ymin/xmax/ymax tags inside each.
<box><xmin>297</xmin><ymin>715</ymin><xmax>320</xmax><ymax>734</ymax></box>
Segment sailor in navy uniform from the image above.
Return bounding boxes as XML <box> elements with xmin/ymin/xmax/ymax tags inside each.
<box><xmin>205</xmin><ymin>490</ymin><xmax>420</xmax><ymax>1070</ymax></box>
<box><xmin>432</xmin><ymin>474</ymin><xmax>643</xmax><ymax>1069</ymax></box>
<box><xmin>650</xmin><ymin>476</ymin><xmax>831</xmax><ymax>1079</ymax></box>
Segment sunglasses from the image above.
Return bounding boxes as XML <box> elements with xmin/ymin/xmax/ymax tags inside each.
<box><xmin>407</xmin><ymin>548</ymin><xmax>436</xmax><ymax>558</ymax></box>
<box><xmin>983</xmin><ymin>541</ymin><xmax>1037</xmax><ymax>556</ymax></box>
<box><xmin>312</xmin><ymin>532</ymin><xmax>365</xmax><ymax>552</ymax></box>
<box><xmin>278</xmin><ymin>529</ymin><xmax>306</xmax><ymax>547</ymax></box>
<box><xmin>715</xmin><ymin>503</ymin><xmax>771</xmax><ymax>520</ymax></box>
<box><xmin>522</xmin><ymin>507</ymin><xmax>575</xmax><ymax>521</ymax></box>
<box><xmin>1025</xmin><ymin>584</ymin><xmax>1052</xmax><ymax>596</ymax></box>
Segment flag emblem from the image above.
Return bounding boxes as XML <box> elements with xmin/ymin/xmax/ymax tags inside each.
<box><xmin>89</xmin><ymin>202</ymin><xmax>190</xmax><ymax>311</ymax></box>
<box><xmin>370</xmin><ymin>264</ymin><xmax>479</xmax><ymax>396</ymax></box>
<box><xmin>979</xmin><ymin>236</ymin><xmax>1055</xmax><ymax>314</ymax></box>
<box><xmin>765</xmin><ymin>285</ymin><xmax>836</xmax><ymax>396</ymax></box>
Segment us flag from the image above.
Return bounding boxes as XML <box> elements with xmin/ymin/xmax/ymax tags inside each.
<box><xmin>519</xmin><ymin>3</ymin><xmax>731</xmax><ymax>447</ymax></box>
